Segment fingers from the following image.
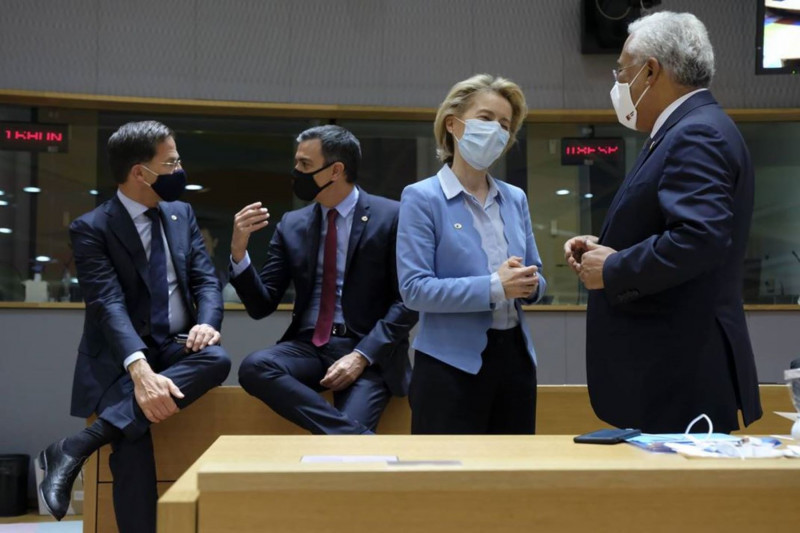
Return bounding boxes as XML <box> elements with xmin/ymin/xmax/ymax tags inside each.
<box><xmin>148</xmin><ymin>396</ymin><xmax>173</xmax><ymax>422</ymax></box>
<box><xmin>327</xmin><ymin>374</ymin><xmax>354</xmax><ymax>392</ymax></box>
<box><xmin>236</xmin><ymin>210</ymin><xmax>270</xmax><ymax>229</ymax></box>
<box><xmin>185</xmin><ymin>326</ymin><xmax>199</xmax><ymax>350</ymax></box>
<box><xmin>142</xmin><ymin>408</ymin><xmax>159</xmax><ymax>424</ymax></box>
<box><xmin>185</xmin><ymin>324</ymin><xmax>220</xmax><ymax>351</ymax></box>
<box><xmin>168</xmin><ymin>378</ymin><xmax>185</xmax><ymax>399</ymax></box>
<box><xmin>320</xmin><ymin>362</ymin><xmax>355</xmax><ymax>391</ymax></box>
<box><xmin>235</xmin><ymin>202</ymin><xmax>262</xmax><ymax>217</ymax></box>
<box><xmin>511</xmin><ymin>265</ymin><xmax>537</xmax><ymax>279</ymax></box>
<box><xmin>564</xmin><ymin>238</ymin><xmax>580</xmax><ymax>261</ymax></box>
<box><xmin>234</xmin><ymin>205</ymin><xmax>270</xmax><ymax>233</ymax></box>
<box><xmin>319</xmin><ymin>365</ymin><xmax>338</xmax><ymax>388</ymax></box>
<box><xmin>506</xmin><ymin>256</ymin><xmax>523</xmax><ymax>268</ymax></box>
<box><xmin>322</xmin><ymin>365</ymin><xmax>352</xmax><ymax>391</ymax></box>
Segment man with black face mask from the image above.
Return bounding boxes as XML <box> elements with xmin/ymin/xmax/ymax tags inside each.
<box><xmin>37</xmin><ymin>121</ymin><xmax>231</xmax><ymax>533</ymax></box>
<box><xmin>230</xmin><ymin>125</ymin><xmax>417</xmax><ymax>435</ymax></box>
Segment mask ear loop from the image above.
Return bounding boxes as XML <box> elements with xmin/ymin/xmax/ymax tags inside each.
<box><xmin>684</xmin><ymin>413</ymin><xmax>713</xmax><ymax>448</ymax></box>
<box><xmin>684</xmin><ymin>414</ymin><xmax>745</xmax><ymax>459</ymax></box>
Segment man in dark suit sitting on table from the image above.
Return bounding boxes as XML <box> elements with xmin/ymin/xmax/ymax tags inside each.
<box><xmin>37</xmin><ymin>121</ymin><xmax>231</xmax><ymax>532</ymax></box>
<box><xmin>231</xmin><ymin>125</ymin><xmax>417</xmax><ymax>434</ymax></box>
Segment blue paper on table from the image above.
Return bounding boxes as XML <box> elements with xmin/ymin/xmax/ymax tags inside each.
<box><xmin>626</xmin><ymin>433</ymin><xmax>741</xmax><ymax>453</ymax></box>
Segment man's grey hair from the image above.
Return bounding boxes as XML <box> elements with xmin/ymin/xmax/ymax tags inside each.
<box><xmin>296</xmin><ymin>125</ymin><xmax>361</xmax><ymax>183</ymax></box>
<box><xmin>627</xmin><ymin>11</ymin><xmax>715</xmax><ymax>88</ymax></box>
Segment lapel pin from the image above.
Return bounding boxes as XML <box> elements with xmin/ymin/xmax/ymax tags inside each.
<box><xmin>171</xmin><ymin>215</ymin><xmax>177</xmax><ymax>221</ymax></box>
<box><xmin>454</xmin><ymin>223</ymin><xmax>463</xmax><ymax>230</ymax></box>
<box><xmin>361</xmin><ymin>215</ymin><xmax>368</xmax><ymax>222</ymax></box>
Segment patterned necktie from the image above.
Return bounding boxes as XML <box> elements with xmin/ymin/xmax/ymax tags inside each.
<box><xmin>312</xmin><ymin>209</ymin><xmax>338</xmax><ymax>347</ymax></box>
<box><xmin>145</xmin><ymin>208</ymin><xmax>169</xmax><ymax>344</ymax></box>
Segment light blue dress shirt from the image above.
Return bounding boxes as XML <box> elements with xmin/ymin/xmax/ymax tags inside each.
<box><xmin>438</xmin><ymin>166</ymin><xmax>519</xmax><ymax>329</ymax></box>
<box><xmin>117</xmin><ymin>190</ymin><xmax>190</xmax><ymax>369</ymax></box>
<box><xmin>231</xmin><ymin>187</ymin><xmax>370</xmax><ymax>359</ymax></box>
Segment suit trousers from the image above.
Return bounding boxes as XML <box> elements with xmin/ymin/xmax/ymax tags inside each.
<box><xmin>238</xmin><ymin>333</ymin><xmax>391</xmax><ymax>435</ymax></box>
<box><xmin>97</xmin><ymin>340</ymin><xmax>231</xmax><ymax>533</ymax></box>
<box><xmin>410</xmin><ymin>326</ymin><xmax>537</xmax><ymax>434</ymax></box>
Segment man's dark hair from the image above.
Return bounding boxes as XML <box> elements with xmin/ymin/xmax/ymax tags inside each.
<box><xmin>296</xmin><ymin>125</ymin><xmax>361</xmax><ymax>183</ymax></box>
<box><xmin>107</xmin><ymin>121</ymin><xmax>174</xmax><ymax>184</ymax></box>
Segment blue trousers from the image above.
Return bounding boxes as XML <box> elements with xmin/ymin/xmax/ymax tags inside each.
<box><xmin>96</xmin><ymin>340</ymin><xmax>230</xmax><ymax>533</ymax></box>
<box><xmin>238</xmin><ymin>334</ymin><xmax>391</xmax><ymax>435</ymax></box>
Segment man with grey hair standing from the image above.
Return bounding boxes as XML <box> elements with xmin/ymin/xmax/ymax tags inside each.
<box><xmin>564</xmin><ymin>12</ymin><xmax>762</xmax><ymax>433</ymax></box>
<box><xmin>230</xmin><ymin>125</ymin><xmax>417</xmax><ymax>434</ymax></box>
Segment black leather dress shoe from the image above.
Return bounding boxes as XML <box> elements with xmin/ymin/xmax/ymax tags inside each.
<box><xmin>37</xmin><ymin>439</ymin><xmax>87</xmax><ymax>521</ymax></box>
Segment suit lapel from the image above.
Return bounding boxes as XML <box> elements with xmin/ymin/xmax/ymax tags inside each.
<box><xmin>345</xmin><ymin>188</ymin><xmax>369</xmax><ymax>275</ymax></box>
<box><xmin>599</xmin><ymin>91</ymin><xmax>719</xmax><ymax>241</ymax></box>
<box><xmin>495</xmin><ymin>184</ymin><xmax>522</xmax><ymax>257</ymax></box>
<box><xmin>106</xmin><ymin>196</ymin><xmax>149</xmax><ymax>288</ymax></box>
<box><xmin>159</xmin><ymin>202</ymin><xmax>190</xmax><ymax>300</ymax></box>
<box><xmin>599</xmin><ymin>139</ymin><xmax>652</xmax><ymax>240</ymax></box>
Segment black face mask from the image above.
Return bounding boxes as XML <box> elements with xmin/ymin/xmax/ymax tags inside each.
<box><xmin>291</xmin><ymin>161</ymin><xmax>337</xmax><ymax>202</ymax></box>
<box><xmin>143</xmin><ymin>167</ymin><xmax>187</xmax><ymax>202</ymax></box>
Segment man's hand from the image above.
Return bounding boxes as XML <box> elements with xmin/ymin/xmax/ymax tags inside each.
<box><xmin>320</xmin><ymin>352</ymin><xmax>368</xmax><ymax>392</ymax></box>
<box><xmin>129</xmin><ymin>359</ymin><xmax>185</xmax><ymax>424</ymax></box>
<box><xmin>563</xmin><ymin>235</ymin><xmax>599</xmax><ymax>274</ymax></box>
<box><xmin>185</xmin><ymin>323</ymin><xmax>220</xmax><ymax>352</ymax></box>
<box><xmin>231</xmin><ymin>202</ymin><xmax>270</xmax><ymax>263</ymax></box>
<box><xmin>577</xmin><ymin>240</ymin><xmax>617</xmax><ymax>290</ymax></box>
<box><xmin>497</xmin><ymin>256</ymin><xmax>539</xmax><ymax>299</ymax></box>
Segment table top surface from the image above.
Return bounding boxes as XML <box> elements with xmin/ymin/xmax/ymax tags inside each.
<box><xmin>179</xmin><ymin>435</ymin><xmax>800</xmax><ymax>493</ymax></box>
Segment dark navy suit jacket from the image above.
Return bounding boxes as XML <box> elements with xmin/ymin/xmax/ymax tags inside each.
<box><xmin>587</xmin><ymin>91</ymin><xmax>762</xmax><ymax>433</ymax></box>
<box><xmin>230</xmin><ymin>188</ymin><xmax>417</xmax><ymax>396</ymax></box>
<box><xmin>69</xmin><ymin>195</ymin><xmax>222</xmax><ymax>418</ymax></box>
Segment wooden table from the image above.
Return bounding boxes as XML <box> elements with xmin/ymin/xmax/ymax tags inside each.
<box><xmin>158</xmin><ymin>435</ymin><xmax>800</xmax><ymax>533</ymax></box>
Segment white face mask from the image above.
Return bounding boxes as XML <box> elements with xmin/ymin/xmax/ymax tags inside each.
<box><xmin>610</xmin><ymin>64</ymin><xmax>649</xmax><ymax>131</ymax></box>
<box><xmin>452</xmin><ymin>118</ymin><xmax>510</xmax><ymax>170</ymax></box>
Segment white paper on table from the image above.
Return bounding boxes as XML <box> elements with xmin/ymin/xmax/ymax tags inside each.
<box><xmin>774</xmin><ymin>411</ymin><xmax>799</xmax><ymax>421</ymax></box>
<box><xmin>300</xmin><ymin>455</ymin><xmax>398</xmax><ymax>463</ymax></box>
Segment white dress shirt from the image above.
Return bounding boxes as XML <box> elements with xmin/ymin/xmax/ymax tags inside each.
<box><xmin>650</xmin><ymin>88</ymin><xmax>708</xmax><ymax>139</ymax></box>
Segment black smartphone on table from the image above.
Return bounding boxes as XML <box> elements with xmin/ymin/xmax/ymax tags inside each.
<box><xmin>573</xmin><ymin>428</ymin><xmax>641</xmax><ymax>444</ymax></box>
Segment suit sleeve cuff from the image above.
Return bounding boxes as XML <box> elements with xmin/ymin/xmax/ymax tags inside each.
<box><xmin>124</xmin><ymin>351</ymin><xmax>146</xmax><ymax>371</ymax></box>
<box><xmin>354</xmin><ymin>349</ymin><xmax>373</xmax><ymax>366</ymax></box>
<box><xmin>490</xmin><ymin>272</ymin><xmax>505</xmax><ymax>304</ymax></box>
<box><xmin>230</xmin><ymin>251</ymin><xmax>251</xmax><ymax>279</ymax></box>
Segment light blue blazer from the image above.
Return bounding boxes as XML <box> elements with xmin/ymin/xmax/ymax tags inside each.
<box><xmin>397</xmin><ymin>168</ymin><xmax>546</xmax><ymax>375</ymax></box>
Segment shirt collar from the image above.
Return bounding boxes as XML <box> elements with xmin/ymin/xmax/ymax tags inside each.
<box><xmin>650</xmin><ymin>88</ymin><xmax>708</xmax><ymax>138</ymax></box>
<box><xmin>321</xmin><ymin>185</ymin><xmax>359</xmax><ymax>218</ymax></box>
<box><xmin>437</xmin><ymin>164</ymin><xmax>502</xmax><ymax>204</ymax></box>
<box><xmin>117</xmin><ymin>188</ymin><xmax>150</xmax><ymax>220</ymax></box>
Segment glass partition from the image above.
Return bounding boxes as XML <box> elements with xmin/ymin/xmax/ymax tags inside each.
<box><xmin>0</xmin><ymin>101</ymin><xmax>797</xmax><ymax>307</ymax></box>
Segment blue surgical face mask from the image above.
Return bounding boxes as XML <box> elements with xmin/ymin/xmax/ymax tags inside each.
<box><xmin>453</xmin><ymin>118</ymin><xmax>510</xmax><ymax>170</ymax></box>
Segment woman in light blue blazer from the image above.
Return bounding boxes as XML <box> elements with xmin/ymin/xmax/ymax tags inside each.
<box><xmin>397</xmin><ymin>74</ymin><xmax>547</xmax><ymax>434</ymax></box>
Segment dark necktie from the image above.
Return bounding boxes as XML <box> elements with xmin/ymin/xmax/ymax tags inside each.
<box><xmin>145</xmin><ymin>208</ymin><xmax>170</xmax><ymax>344</ymax></box>
<box><xmin>312</xmin><ymin>209</ymin><xmax>338</xmax><ymax>347</ymax></box>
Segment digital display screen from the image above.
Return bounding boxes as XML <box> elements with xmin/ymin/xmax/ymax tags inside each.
<box><xmin>561</xmin><ymin>138</ymin><xmax>625</xmax><ymax>166</ymax></box>
<box><xmin>757</xmin><ymin>1</ymin><xmax>800</xmax><ymax>74</ymax></box>
<box><xmin>0</xmin><ymin>122</ymin><xmax>69</xmax><ymax>152</ymax></box>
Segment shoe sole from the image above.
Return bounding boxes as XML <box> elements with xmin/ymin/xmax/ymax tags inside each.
<box><xmin>36</xmin><ymin>451</ymin><xmax>61</xmax><ymax>521</ymax></box>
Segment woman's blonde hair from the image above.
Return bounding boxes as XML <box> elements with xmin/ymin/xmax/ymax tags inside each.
<box><xmin>433</xmin><ymin>74</ymin><xmax>528</xmax><ymax>163</ymax></box>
